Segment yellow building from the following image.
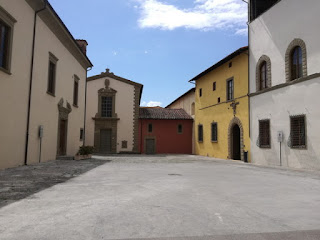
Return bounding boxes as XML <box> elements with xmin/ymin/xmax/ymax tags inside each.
<box><xmin>190</xmin><ymin>47</ymin><xmax>250</xmax><ymax>162</ymax></box>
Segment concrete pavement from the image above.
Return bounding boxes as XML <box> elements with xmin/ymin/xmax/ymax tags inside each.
<box><xmin>0</xmin><ymin>155</ymin><xmax>320</xmax><ymax>240</ymax></box>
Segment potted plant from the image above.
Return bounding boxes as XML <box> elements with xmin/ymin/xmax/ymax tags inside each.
<box><xmin>74</xmin><ymin>146</ymin><xmax>94</xmax><ymax>160</ymax></box>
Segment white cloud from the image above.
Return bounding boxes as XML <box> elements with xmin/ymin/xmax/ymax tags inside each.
<box><xmin>141</xmin><ymin>101</ymin><xmax>162</xmax><ymax>107</ymax></box>
<box><xmin>112</xmin><ymin>51</ymin><xmax>118</xmax><ymax>56</ymax></box>
<box><xmin>135</xmin><ymin>0</ymin><xmax>248</xmax><ymax>34</ymax></box>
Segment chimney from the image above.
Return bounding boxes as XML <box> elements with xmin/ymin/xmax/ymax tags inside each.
<box><xmin>76</xmin><ymin>39</ymin><xmax>88</xmax><ymax>55</ymax></box>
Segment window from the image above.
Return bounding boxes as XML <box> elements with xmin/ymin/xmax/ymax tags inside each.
<box><xmin>47</xmin><ymin>53</ymin><xmax>58</xmax><ymax>96</ymax></box>
<box><xmin>260</xmin><ymin>61</ymin><xmax>267</xmax><ymax>90</ymax></box>
<box><xmin>199</xmin><ymin>88</ymin><xmax>202</xmax><ymax>97</ymax></box>
<box><xmin>73</xmin><ymin>76</ymin><xmax>79</xmax><ymax>107</ymax></box>
<box><xmin>259</xmin><ymin>120</ymin><xmax>270</xmax><ymax>148</ymax></box>
<box><xmin>0</xmin><ymin>20</ymin><xmax>10</xmax><ymax>70</ymax></box>
<box><xmin>211</xmin><ymin>122</ymin><xmax>218</xmax><ymax>142</ymax></box>
<box><xmin>178</xmin><ymin>124</ymin><xmax>183</xmax><ymax>134</ymax></box>
<box><xmin>218</xmin><ymin>97</ymin><xmax>220</xmax><ymax>103</ymax></box>
<box><xmin>0</xmin><ymin>7</ymin><xmax>15</xmax><ymax>73</ymax></box>
<box><xmin>290</xmin><ymin>115</ymin><xmax>306</xmax><ymax>148</ymax></box>
<box><xmin>285</xmin><ymin>39</ymin><xmax>307</xmax><ymax>82</ymax></box>
<box><xmin>229</xmin><ymin>62</ymin><xmax>232</xmax><ymax>68</ymax></box>
<box><xmin>226</xmin><ymin>78</ymin><xmax>234</xmax><ymax>101</ymax></box>
<box><xmin>198</xmin><ymin>124</ymin><xmax>203</xmax><ymax>142</ymax></box>
<box><xmin>191</xmin><ymin>102</ymin><xmax>195</xmax><ymax>115</ymax></box>
<box><xmin>101</xmin><ymin>96</ymin><xmax>112</xmax><ymax>117</ymax></box>
<box><xmin>148</xmin><ymin>123</ymin><xmax>153</xmax><ymax>133</ymax></box>
<box><xmin>122</xmin><ymin>141</ymin><xmax>128</xmax><ymax>149</ymax></box>
<box><xmin>291</xmin><ymin>46</ymin><xmax>303</xmax><ymax>80</ymax></box>
<box><xmin>80</xmin><ymin>128</ymin><xmax>84</xmax><ymax>141</ymax></box>
<box><xmin>213</xmin><ymin>82</ymin><xmax>216</xmax><ymax>91</ymax></box>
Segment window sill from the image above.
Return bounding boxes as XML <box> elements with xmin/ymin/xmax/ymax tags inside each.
<box><xmin>198</xmin><ymin>141</ymin><xmax>203</xmax><ymax>143</ymax></box>
<box><xmin>211</xmin><ymin>140</ymin><xmax>218</xmax><ymax>143</ymax></box>
<box><xmin>46</xmin><ymin>91</ymin><xmax>55</xmax><ymax>97</ymax></box>
<box><xmin>73</xmin><ymin>104</ymin><xmax>79</xmax><ymax>108</ymax></box>
<box><xmin>259</xmin><ymin>145</ymin><xmax>271</xmax><ymax>149</ymax></box>
<box><xmin>291</xmin><ymin>145</ymin><xmax>307</xmax><ymax>150</ymax></box>
<box><xmin>0</xmin><ymin>67</ymin><xmax>12</xmax><ymax>75</ymax></box>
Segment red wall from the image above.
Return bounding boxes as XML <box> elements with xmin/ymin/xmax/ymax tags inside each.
<box><xmin>139</xmin><ymin>119</ymin><xmax>193</xmax><ymax>154</ymax></box>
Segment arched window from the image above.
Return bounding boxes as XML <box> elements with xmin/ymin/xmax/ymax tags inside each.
<box><xmin>285</xmin><ymin>38</ymin><xmax>307</xmax><ymax>82</ymax></box>
<box><xmin>256</xmin><ymin>55</ymin><xmax>271</xmax><ymax>91</ymax></box>
<box><xmin>291</xmin><ymin>46</ymin><xmax>303</xmax><ymax>80</ymax></box>
<box><xmin>260</xmin><ymin>61</ymin><xmax>267</xmax><ymax>90</ymax></box>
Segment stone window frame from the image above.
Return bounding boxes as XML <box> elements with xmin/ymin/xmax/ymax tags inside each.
<box><xmin>0</xmin><ymin>6</ymin><xmax>16</xmax><ymax>74</ymax></box>
<box><xmin>256</xmin><ymin>55</ymin><xmax>272</xmax><ymax>91</ymax></box>
<box><xmin>177</xmin><ymin>123</ymin><xmax>183</xmax><ymax>134</ymax></box>
<box><xmin>73</xmin><ymin>74</ymin><xmax>80</xmax><ymax>107</ymax></box>
<box><xmin>285</xmin><ymin>38</ymin><xmax>307</xmax><ymax>82</ymax></box>
<box><xmin>47</xmin><ymin>52</ymin><xmax>58</xmax><ymax>97</ymax></box>
<box><xmin>198</xmin><ymin>124</ymin><xmax>203</xmax><ymax>143</ymax></box>
<box><xmin>97</xmin><ymin>87</ymin><xmax>117</xmax><ymax>118</ymax></box>
<box><xmin>211</xmin><ymin>122</ymin><xmax>218</xmax><ymax>143</ymax></box>
<box><xmin>289</xmin><ymin>114</ymin><xmax>307</xmax><ymax>149</ymax></box>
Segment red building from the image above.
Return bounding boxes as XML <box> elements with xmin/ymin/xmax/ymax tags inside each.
<box><xmin>139</xmin><ymin>107</ymin><xmax>193</xmax><ymax>154</ymax></box>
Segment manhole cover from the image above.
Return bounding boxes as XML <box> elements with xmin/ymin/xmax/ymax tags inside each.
<box><xmin>168</xmin><ymin>173</ymin><xmax>182</xmax><ymax>176</ymax></box>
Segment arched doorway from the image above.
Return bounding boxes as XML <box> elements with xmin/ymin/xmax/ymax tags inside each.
<box><xmin>228</xmin><ymin>117</ymin><xmax>244</xmax><ymax>161</ymax></box>
<box><xmin>232</xmin><ymin>124</ymin><xmax>241</xmax><ymax>160</ymax></box>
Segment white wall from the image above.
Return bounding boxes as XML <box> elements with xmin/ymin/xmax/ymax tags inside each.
<box><xmin>86</xmin><ymin>77</ymin><xmax>135</xmax><ymax>153</ymax></box>
<box><xmin>249</xmin><ymin>0</ymin><xmax>320</xmax><ymax>170</ymax></box>
<box><xmin>249</xmin><ymin>0</ymin><xmax>320</xmax><ymax>92</ymax></box>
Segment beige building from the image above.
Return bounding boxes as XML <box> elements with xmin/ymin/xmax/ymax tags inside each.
<box><xmin>166</xmin><ymin>88</ymin><xmax>195</xmax><ymax>153</ymax></box>
<box><xmin>0</xmin><ymin>0</ymin><xmax>92</xmax><ymax>169</ymax></box>
<box><xmin>86</xmin><ymin>69</ymin><xmax>143</xmax><ymax>154</ymax></box>
<box><xmin>166</xmin><ymin>88</ymin><xmax>195</xmax><ymax>117</ymax></box>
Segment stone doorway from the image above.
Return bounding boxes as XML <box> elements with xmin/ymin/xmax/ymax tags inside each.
<box><xmin>57</xmin><ymin>98</ymin><xmax>72</xmax><ymax>157</ymax></box>
<box><xmin>232</xmin><ymin>124</ymin><xmax>241</xmax><ymax>160</ymax></box>
<box><xmin>228</xmin><ymin>117</ymin><xmax>244</xmax><ymax>161</ymax></box>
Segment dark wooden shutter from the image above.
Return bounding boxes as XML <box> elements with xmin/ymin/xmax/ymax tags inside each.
<box><xmin>259</xmin><ymin>120</ymin><xmax>270</xmax><ymax>147</ymax></box>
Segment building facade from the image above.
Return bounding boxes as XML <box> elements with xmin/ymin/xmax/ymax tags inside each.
<box><xmin>192</xmin><ymin>47</ymin><xmax>250</xmax><ymax>161</ymax></box>
<box><xmin>0</xmin><ymin>0</ymin><xmax>92</xmax><ymax>169</ymax></box>
<box><xmin>166</xmin><ymin>88</ymin><xmax>195</xmax><ymax>153</ymax></box>
<box><xmin>86</xmin><ymin>69</ymin><xmax>143</xmax><ymax>154</ymax></box>
<box><xmin>249</xmin><ymin>0</ymin><xmax>320</xmax><ymax>170</ymax></box>
<box><xmin>139</xmin><ymin>108</ymin><xmax>193</xmax><ymax>154</ymax></box>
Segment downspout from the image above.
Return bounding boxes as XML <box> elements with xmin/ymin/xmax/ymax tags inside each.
<box><xmin>24</xmin><ymin>0</ymin><xmax>48</xmax><ymax>165</ymax></box>
<box><xmin>83</xmin><ymin>66</ymin><xmax>92</xmax><ymax>146</ymax></box>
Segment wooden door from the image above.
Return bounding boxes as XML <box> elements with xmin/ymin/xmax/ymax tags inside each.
<box><xmin>100</xmin><ymin>129</ymin><xmax>112</xmax><ymax>153</ymax></box>
<box><xmin>232</xmin><ymin>125</ymin><xmax>241</xmax><ymax>160</ymax></box>
<box><xmin>59</xmin><ymin>120</ymin><xmax>67</xmax><ymax>155</ymax></box>
<box><xmin>146</xmin><ymin>139</ymin><xmax>155</xmax><ymax>154</ymax></box>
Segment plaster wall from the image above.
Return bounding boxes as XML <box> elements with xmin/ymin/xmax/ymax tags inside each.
<box><xmin>249</xmin><ymin>0</ymin><xmax>320</xmax><ymax>169</ymax></box>
<box><xmin>0</xmin><ymin>1</ymin><xmax>36</xmax><ymax>168</ymax></box>
<box><xmin>195</xmin><ymin>52</ymin><xmax>250</xmax><ymax>161</ymax></box>
<box><xmin>86</xmin><ymin>77</ymin><xmax>135</xmax><ymax>153</ymax></box>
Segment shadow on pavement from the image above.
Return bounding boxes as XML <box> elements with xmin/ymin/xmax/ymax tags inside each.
<box><xmin>0</xmin><ymin>159</ymin><xmax>109</xmax><ymax>208</ymax></box>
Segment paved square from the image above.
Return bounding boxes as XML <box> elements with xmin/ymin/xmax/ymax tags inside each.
<box><xmin>0</xmin><ymin>155</ymin><xmax>320</xmax><ymax>240</ymax></box>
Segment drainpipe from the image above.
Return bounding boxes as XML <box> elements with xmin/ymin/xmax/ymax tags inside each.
<box><xmin>24</xmin><ymin>0</ymin><xmax>48</xmax><ymax>166</ymax></box>
<box><xmin>83</xmin><ymin>66</ymin><xmax>92</xmax><ymax>146</ymax></box>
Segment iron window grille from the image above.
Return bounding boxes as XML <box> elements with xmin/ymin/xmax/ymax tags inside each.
<box><xmin>289</xmin><ymin>115</ymin><xmax>306</xmax><ymax>148</ymax></box>
<box><xmin>259</xmin><ymin>119</ymin><xmax>270</xmax><ymax>148</ymax></box>
<box><xmin>211</xmin><ymin>122</ymin><xmax>218</xmax><ymax>142</ymax></box>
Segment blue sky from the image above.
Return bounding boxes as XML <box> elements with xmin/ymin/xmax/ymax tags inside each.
<box><xmin>49</xmin><ymin>0</ymin><xmax>248</xmax><ymax>107</ymax></box>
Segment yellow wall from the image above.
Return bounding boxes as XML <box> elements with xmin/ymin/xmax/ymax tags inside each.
<box><xmin>194</xmin><ymin>51</ymin><xmax>250</xmax><ymax>162</ymax></box>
